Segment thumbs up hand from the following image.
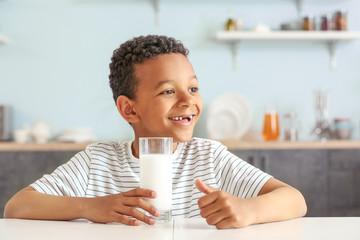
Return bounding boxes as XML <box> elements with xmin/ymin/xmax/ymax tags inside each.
<box><xmin>195</xmin><ymin>179</ymin><xmax>254</xmax><ymax>229</ymax></box>
<box><xmin>194</xmin><ymin>178</ymin><xmax>218</xmax><ymax>194</ymax></box>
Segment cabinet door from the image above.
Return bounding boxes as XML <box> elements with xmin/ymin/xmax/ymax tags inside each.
<box><xmin>256</xmin><ymin>150</ymin><xmax>329</xmax><ymax>217</ymax></box>
<box><xmin>230</xmin><ymin>150</ymin><xmax>257</xmax><ymax>166</ymax></box>
<box><xmin>328</xmin><ymin>149</ymin><xmax>360</xmax><ymax>216</ymax></box>
<box><xmin>0</xmin><ymin>151</ymin><xmax>77</xmax><ymax>218</ymax></box>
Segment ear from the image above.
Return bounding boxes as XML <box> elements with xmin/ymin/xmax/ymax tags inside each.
<box><xmin>116</xmin><ymin>95</ymin><xmax>140</xmax><ymax>123</ymax></box>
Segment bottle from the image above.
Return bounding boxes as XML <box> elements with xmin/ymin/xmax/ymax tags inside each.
<box><xmin>335</xmin><ymin>9</ymin><xmax>347</xmax><ymax>31</ymax></box>
<box><xmin>303</xmin><ymin>14</ymin><xmax>316</xmax><ymax>31</ymax></box>
<box><xmin>321</xmin><ymin>14</ymin><xmax>334</xmax><ymax>31</ymax></box>
<box><xmin>225</xmin><ymin>9</ymin><xmax>236</xmax><ymax>31</ymax></box>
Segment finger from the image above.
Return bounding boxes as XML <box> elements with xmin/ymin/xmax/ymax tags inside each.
<box><xmin>122</xmin><ymin>188</ymin><xmax>157</xmax><ymax>198</ymax></box>
<box><xmin>204</xmin><ymin>209</ymin><xmax>228</xmax><ymax>227</ymax></box>
<box><xmin>110</xmin><ymin>212</ymin><xmax>141</xmax><ymax>226</ymax></box>
<box><xmin>120</xmin><ymin>206</ymin><xmax>156</xmax><ymax>225</ymax></box>
<box><xmin>121</xmin><ymin>197</ymin><xmax>160</xmax><ymax>217</ymax></box>
<box><xmin>195</xmin><ymin>179</ymin><xmax>218</xmax><ymax>194</ymax></box>
<box><xmin>214</xmin><ymin>217</ymin><xmax>240</xmax><ymax>229</ymax></box>
<box><xmin>199</xmin><ymin>198</ymin><xmax>223</xmax><ymax>218</ymax></box>
<box><xmin>197</xmin><ymin>191</ymin><xmax>220</xmax><ymax>209</ymax></box>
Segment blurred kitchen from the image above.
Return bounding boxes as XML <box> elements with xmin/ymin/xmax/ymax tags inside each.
<box><xmin>1</xmin><ymin>0</ymin><xmax>360</xmax><ymax>217</ymax></box>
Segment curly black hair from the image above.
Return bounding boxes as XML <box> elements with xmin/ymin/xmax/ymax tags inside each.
<box><xmin>109</xmin><ymin>35</ymin><xmax>189</xmax><ymax>104</ymax></box>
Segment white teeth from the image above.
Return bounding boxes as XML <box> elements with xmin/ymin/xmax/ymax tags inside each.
<box><xmin>171</xmin><ymin>115</ymin><xmax>194</xmax><ymax>121</ymax></box>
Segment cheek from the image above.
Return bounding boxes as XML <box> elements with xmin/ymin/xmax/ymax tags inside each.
<box><xmin>148</xmin><ymin>102</ymin><xmax>172</xmax><ymax>121</ymax></box>
<box><xmin>197</xmin><ymin>97</ymin><xmax>204</xmax><ymax>114</ymax></box>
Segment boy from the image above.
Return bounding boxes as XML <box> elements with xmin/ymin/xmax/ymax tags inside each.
<box><xmin>4</xmin><ymin>35</ymin><xmax>307</xmax><ymax>229</ymax></box>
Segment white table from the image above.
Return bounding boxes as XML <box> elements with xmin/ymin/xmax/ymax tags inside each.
<box><xmin>0</xmin><ymin>217</ymin><xmax>359</xmax><ymax>240</ymax></box>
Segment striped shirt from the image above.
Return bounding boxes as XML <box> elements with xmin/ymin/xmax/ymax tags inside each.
<box><xmin>31</xmin><ymin>138</ymin><xmax>271</xmax><ymax>218</ymax></box>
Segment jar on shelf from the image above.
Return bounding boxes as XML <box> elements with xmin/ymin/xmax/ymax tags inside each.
<box><xmin>334</xmin><ymin>9</ymin><xmax>348</xmax><ymax>31</ymax></box>
<box><xmin>283</xmin><ymin>112</ymin><xmax>299</xmax><ymax>142</ymax></box>
<box><xmin>225</xmin><ymin>9</ymin><xmax>236</xmax><ymax>31</ymax></box>
<box><xmin>303</xmin><ymin>15</ymin><xmax>316</xmax><ymax>31</ymax></box>
<box><xmin>321</xmin><ymin>14</ymin><xmax>334</xmax><ymax>31</ymax></box>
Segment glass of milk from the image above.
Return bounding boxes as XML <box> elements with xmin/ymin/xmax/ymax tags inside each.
<box><xmin>139</xmin><ymin>137</ymin><xmax>173</xmax><ymax>223</ymax></box>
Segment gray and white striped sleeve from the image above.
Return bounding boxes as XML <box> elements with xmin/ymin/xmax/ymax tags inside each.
<box><xmin>30</xmin><ymin>149</ymin><xmax>91</xmax><ymax>197</ymax></box>
<box><xmin>213</xmin><ymin>143</ymin><xmax>272</xmax><ymax>198</ymax></box>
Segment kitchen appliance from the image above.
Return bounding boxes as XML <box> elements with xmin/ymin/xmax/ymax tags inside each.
<box><xmin>0</xmin><ymin>105</ymin><xmax>11</xmax><ymax>141</ymax></box>
<box><xmin>311</xmin><ymin>91</ymin><xmax>331</xmax><ymax>140</ymax></box>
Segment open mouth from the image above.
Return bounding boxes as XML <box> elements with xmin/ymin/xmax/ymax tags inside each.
<box><xmin>169</xmin><ymin>114</ymin><xmax>196</xmax><ymax>122</ymax></box>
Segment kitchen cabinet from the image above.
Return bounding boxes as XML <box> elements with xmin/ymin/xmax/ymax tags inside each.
<box><xmin>232</xmin><ymin>148</ymin><xmax>360</xmax><ymax>217</ymax></box>
<box><xmin>0</xmin><ymin>151</ymin><xmax>78</xmax><ymax>217</ymax></box>
<box><xmin>328</xmin><ymin>149</ymin><xmax>360</xmax><ymax>216</ymax></box>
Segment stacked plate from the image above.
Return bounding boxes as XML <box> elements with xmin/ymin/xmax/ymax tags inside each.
<box><xmin>207</xmin><ymin>93</ymin><xmax>252</xmax><ymax>140</ymax></box>
<box><xmin>57</xmin><ymin>128</ymin><xmax>97</xmax><ymax>143</ymax></box>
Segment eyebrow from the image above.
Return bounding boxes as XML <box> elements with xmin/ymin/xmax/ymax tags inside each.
<box><xmin>153</xmin><ymin>75</ymin><xmax>198</xmax><ymax>90</ymax></box>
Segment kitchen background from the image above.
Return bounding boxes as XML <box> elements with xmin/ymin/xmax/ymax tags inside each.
<box><xmin>1</xmin><ymin>0</ymin><xmax>360</xmax><ymax>142</ymax></box>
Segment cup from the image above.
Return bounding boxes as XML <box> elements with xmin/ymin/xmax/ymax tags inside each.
<box><xmin>139</xmin><ymin>137</ymin><xmax>173</xmax><ymax>223</ymax></box>
<box><xmin>262</xmin><ymin>108</ymin><xmax>280</xmax><ymax>141</ymax></box>
<box><xmin>334</xmin><ymin>118</ymin><xmax>352</xmax><ymax>140</ymax></box>
<box><xmin>13</xmin><ymin>129</ymin><xmax>29</xmax><ymax>143</ymax></box>
<box><xmin>283</xmin><ymin>112</ymin><xmax>299</xmax><ymax>142</ymax></box>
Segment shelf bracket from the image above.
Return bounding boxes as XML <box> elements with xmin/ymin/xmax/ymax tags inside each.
<box><xmin>154</xmin><ymin>0</ymin><xmax>161</xmax><ymax>26</ymax></box>
<box><xmin>295</xmin><ymin>0</ymin><xmax>303</xmax><ymax>19</ymax></box>
<box><xmin>232</xmin><ymin>41</ymin><xmax>240</xmax><ymax>70</ymax></box>
<box><xmin>329</xmin><ymin>41</ymin><xmax>337</xmax><ymax>71</ymax></box>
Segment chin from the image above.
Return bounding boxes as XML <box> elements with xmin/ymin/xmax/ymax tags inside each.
<box><xmin>173</xmin><ymin>133</ymin><xmax>193</xmax><ymax>143</ymax></box>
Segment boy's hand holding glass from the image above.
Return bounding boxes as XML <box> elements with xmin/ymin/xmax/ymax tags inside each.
<box><xmin>82</xmin><ymin>188</ymin><xmax>160</xmax><ymax>225</ymax></box>
<box><xmin>83</xmin><ymin>137</ymin><xmax>173</xmax><ymax>225</ymax></box>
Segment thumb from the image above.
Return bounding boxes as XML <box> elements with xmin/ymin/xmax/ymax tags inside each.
<box><xmin>195</xmin><ymin>179</ymin><xmax>218</xmax><ymax>194</ymax></box>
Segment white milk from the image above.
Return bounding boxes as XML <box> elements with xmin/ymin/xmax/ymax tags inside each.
<box><xmin>140</xmin><ymin>154</ymin><xmax>172</xmax><ymax>211</ymax></box>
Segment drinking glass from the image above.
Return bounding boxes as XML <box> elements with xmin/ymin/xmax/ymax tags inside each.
<box><xmin>139</xmin><ymin>137</ymin><xmax>173</xmax><ymax>223</ymax></box>
<box><xmin>262</xmin><ymin>108</ymin><xmax>280</xmax><ymax>141</ymax></box>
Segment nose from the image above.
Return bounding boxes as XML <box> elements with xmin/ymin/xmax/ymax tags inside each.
<box><xmin>177</xmin><ymin>91</ymin><xmax>194</xmax><ymax>107</ymax></box>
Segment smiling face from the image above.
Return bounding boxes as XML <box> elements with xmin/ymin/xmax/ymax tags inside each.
<box><xmin>127</xmin><ymin>53</ymin><xmax>203</xmax><ymax>144</ymax></box>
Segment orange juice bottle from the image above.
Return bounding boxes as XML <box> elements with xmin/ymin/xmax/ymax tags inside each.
<box><xmin>262</xmin><ymin>110</ymin><xmax>280</xmax><ymax>141</ymax></box>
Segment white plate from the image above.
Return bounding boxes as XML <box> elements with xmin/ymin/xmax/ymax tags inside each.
<box><xmin>207</xmin><ymin>93</ymin><xmax>252</xmax><ymax>140</ymax></box>
<box><xmin>57</xmin><ymin>133</ymin><xmax>97</xmax><ymax>143</ymax></box>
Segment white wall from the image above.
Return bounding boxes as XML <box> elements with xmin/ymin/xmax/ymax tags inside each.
<box><xmin>1</xmin><ymin>0</ymin><xmax>359</xmax><ymax>141</ymax></box>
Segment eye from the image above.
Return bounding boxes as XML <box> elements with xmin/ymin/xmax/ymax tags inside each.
<box><xmin>189</xmin><ymin>87</ymin><xmax>199</xmax><ymax>93</ymax></box>
<box><xmin>160</xmin><ymin>89</ymin><xmax>175</xmax><ymax>95</ymax></box>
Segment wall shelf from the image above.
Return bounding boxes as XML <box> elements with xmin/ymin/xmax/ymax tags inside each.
<box><xmin>216</xmin><ymin>31</ymin><xmax>360</xmax><ymax>70</ymax></box>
